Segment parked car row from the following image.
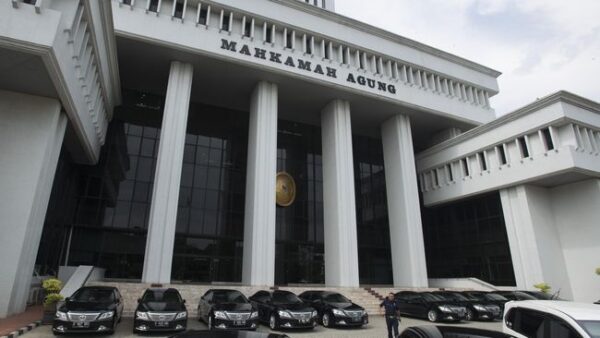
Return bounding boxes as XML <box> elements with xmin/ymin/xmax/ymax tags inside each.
<box><xmin>394</xmin><ymin>289</ymin><xmax>557</xmax><ymax>323</ymax></box>
<box><xmin>52</xmin><ymin>286</ymin><xmax>368</xmax><ymax>335</ymax></box>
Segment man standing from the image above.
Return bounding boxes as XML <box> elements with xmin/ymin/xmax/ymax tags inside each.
<box><xmin>380</xmin><ymin>292</ymin><xmax>401</xmax><ymax>338</ymax></box>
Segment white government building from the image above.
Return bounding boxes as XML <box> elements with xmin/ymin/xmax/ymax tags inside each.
<box><xmin>1</xmin><ymin>0</ymin><xmax>599</xmax><ymax>318</ymax></box>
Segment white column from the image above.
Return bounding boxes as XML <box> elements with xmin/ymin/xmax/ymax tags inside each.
<box><xmin>500</xmin><ymin>185</ymin><xmax>572</xmax><ymax>298</ymax></box>
<box><xmin>0</xmin><ymin>90</ymin><xmax>67</xmax><ymax>318</ymax></box>
<box><xmin>242</xmin><ymin>82</ymin><xmax>278</xmax><ymax>286</ymax></box>
<box><xmin>321</xmin><ymin>100</ymin><xmax>360</xmax><ymax>287</ymax></box>
<box><xmin>381</xmin><ymin>114</ymin><xmax>428</xmax><ymax>287</ymax></box>
<box><xmin>142</xmin><ymin>61</ymin><xmax>193</xmax><ymax>284</ymax></box>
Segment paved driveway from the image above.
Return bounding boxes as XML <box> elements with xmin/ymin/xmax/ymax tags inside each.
<box><xmin>25</xmin><ymin>315</ymin><xmax>503</xmax><ymax>338</ymax></box>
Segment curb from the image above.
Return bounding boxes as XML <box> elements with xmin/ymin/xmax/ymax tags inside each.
<box><xmin>0</xmin><ymin>320</ymin><xmax>42</xmax><ymax>338</ymax></box>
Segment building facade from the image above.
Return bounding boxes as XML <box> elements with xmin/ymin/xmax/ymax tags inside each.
<box><xmin>0</xmin><ymin>0</ymin><xmax>598</xmax><ymax>318</ymax></box>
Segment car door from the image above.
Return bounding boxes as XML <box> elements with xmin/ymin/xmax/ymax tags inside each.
<box><xmin>114</xmin><ymin>290</ymin><xmax>124</xmax><ymax>321</ymax></box>
<box><xmin>199</xmin><ymin>291</ymin><xmax>213</xmax><ymax>320</ymax></box>
<box><xmin>250</xmin><ymin>291</ymin><xmax>269</xmax><ymax>322</ymax></box>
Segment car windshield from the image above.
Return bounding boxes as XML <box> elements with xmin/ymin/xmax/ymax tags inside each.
<box><xmin>142</xmin><ymin>289</ymin><xmax>182</xmax><ymax>303</ymax></box>
<box><xmin>71</xmin><ymin>289</ymin><xmax>114</xmax><ymax>303</ymax></box>
<box><xmin>514</xmin><ymin>292</ymin><xmax>537</xmax><ymax>300</ymax></box>
<box><xmin>323</xmin><ymin>293</ymin><xmax>350</xmax><ymax>303</ymax></box>
<box><xmin>272</xmin><ymin>292</ymin><xmax>302</xmax><ymax>305</ymax></box>
<box><xmin>422</xmin><ymin>293</ymin><xmax>445</xmax><ymax>302</ymax></box>
<box><xmin>485</xmin><ymin>293</ymin><xmax>508</xmax><ymax>301</ymax></box>
<box><xmin>447</xmin><ymin>293</ymin><xmax>469</xmax><ymax>301</ymax></box>
<box><xmin>579</xmin><ymin>321</ymin><xmax>600</xmax><ymax>338</ymax></box>
<box><xmin>212</xmin><ymin>291</ymin><xmax>248</xmax><ymax>304</ymax></box>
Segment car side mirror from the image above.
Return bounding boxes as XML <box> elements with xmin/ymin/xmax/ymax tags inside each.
<box><xmin>183</xmin><ymin>299</ymin><xmax>186</xmax><ymax>304</ymax></box>
<box><xmin>64</xmin><ymin>297</ymin><xmax>70</xmax><ymax>303</ymax></box>
<box><xmin>137</xmin><ymin>298</ymin><xmax>141</xmax><ymax>304</ymax></box>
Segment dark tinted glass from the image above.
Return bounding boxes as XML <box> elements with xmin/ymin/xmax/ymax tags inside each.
<box><xmin>422</xmin><ymin>192</ymin><xmax>516</xmax><ymax>286</ymax></box>
<box><xmin>71</xmin><ymin>289</ymin><xmax>115</xmax><ymax>303</ymax></box>
<box><xmin>212</xmin><ymin>290</ymin><xmax>248</xmax><ymax>304</ymax></box>
<box><xmin>353</xmin><ymin>135</ymin><xmax>392</xmax><ymax>284</ymax></box>
<box><xmin>275</xmin><ymin>121</ymin><xmax>324</xmax><ymax>285</ymax></box>
<box><xmin>142</xmin><ymin>290</ymin><xmax>182</xmax><ymax>303</ymax></box>
<box><xmin>323</xmin><ymin>293</ymin><xmax>350</xmax><ymax>303</ymax></box>
<box><xmin>272</xmin><ymin>292</ymin><xmax>302</xmax><ymax>305</ymax></box>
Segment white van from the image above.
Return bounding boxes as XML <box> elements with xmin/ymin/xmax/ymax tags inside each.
<box><xmin>503</xmin><ymin>300</ymin><xmax>600</xmax><ymax>338</ymax></box>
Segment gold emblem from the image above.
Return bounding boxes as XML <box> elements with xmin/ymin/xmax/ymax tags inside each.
<box><xmin>276</xmin><ymin>172</ymin><xmax>296</xmax><ymax>207</ymax></box>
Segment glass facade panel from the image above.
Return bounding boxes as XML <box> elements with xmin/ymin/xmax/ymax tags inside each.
<box><xmin>353</xmin><ymin>136</ymin><xmax>393</xmax><ymax>285</ymax></box>
<box><xmin>171</xmin><ymin>101</ymin><xmax>248</xmax><ymax>283</ymax></box>
<box><xmin>421</xmin><ymin>192</ymin><xmax>516</xmax><ymax>286</ymax></box>
<box><xmin>275</xmin><ymin>121</ymin><xmax>325</xmax><ymax>285</ymax></box>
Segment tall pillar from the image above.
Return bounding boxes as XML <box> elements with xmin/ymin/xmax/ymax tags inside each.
<box><xmin>500</xmin><ymin>185</ymin><xmax>573</xmax><ymax>299</ymax></box>
<box><xmin>142</xmin><ymin>61</ymin><xmax>193</xmax><ymax>284</ymax></box>
<box><xmin>321</xmin><ymin>100</ymin><xmax>360</xmax><ymax>287</ymax></box>
<box><xmin>381</xmin><ymin>114</ymin><xmax>428</xmax><ymax>287</ymax></box>
<box><xmin>0</xmin><ymin>90</ymin><xmax>67</xmax><ymax>318</ymax></box>
<box><xmin>242</xmin><ymin>82</ymin><xmax>278</xmax><ymax>286</ymax></box>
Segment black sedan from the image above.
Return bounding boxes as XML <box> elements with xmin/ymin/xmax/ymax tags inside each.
<box><xmin>198</xmin><ymin>289</ymin><xmax>259</xmax><ymax>331</ymax></box>
<box><xmin>298</xmin><ymin>290</ymin><xmax>368</xmax><ymax>328</ymax></box>
<box><xmin>519</xmin><ymin>290</ymin><xmax>563</xmax><ymax>300</ymax></box>
<box><xmin>399</xmin><ymin>326</ymin><xmax>514</xmax><ymax>338</ymax></box>
<box><xmin>395</xmin><ymin>291</ymin><xmax>467</xmax><ymax>322</ymax></box>
<box><xmin>134</xmin><ymin>288</ymin><xmax>188</xmax><ymax>333</ymax></box>
<box><xmin>433</xmin><ymin>291</ymin><xmax>501</xmax><ymax>321</ymax></box>
<box><xmin>53</xmin><ymin>286</ymin><xmax>124</xmax><ymax>335</ymax></box>
<box><xmin>249</xmin><ymin>290</ymin><xmax>317</xmax><ymax>330</ymax></box>
<box><xmin>462</xmin><ymin>291</ymin><xmax>510</xmax><ymax>312</ymax></box>
<box><xmin>491</xmin><ymin>290</ymin><xmax>537</xmax><ymax>301</ymax></box>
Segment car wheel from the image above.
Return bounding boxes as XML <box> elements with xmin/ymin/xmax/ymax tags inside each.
<box><xmin>269</xmin><ymin>314</ymin><xmax>278</xmax><ymax>330</ymax></box>
<box><xmin>322</xmin><ymin>313</ymin><xmax>331</xmax><ymax>327</ymax></box>
<box><xmin>466</xmin><ymin>308</ymin><xmax>475</xmax><ymax>321</ymax></box>
<box><xmin>208</xmin><ymin>315</ymin><xmax>214</xmax><ymax>330</ymax></box>
<box><xmin>427</xmin><ymin>310</ymin><xmax>439</xmax><ymax>322</ymax></box>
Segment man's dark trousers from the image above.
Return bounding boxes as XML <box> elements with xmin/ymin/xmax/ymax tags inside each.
<box><xmin>385</xmin><ymin>315</ymin><xmax>399</xmax><ymax>338</ymax></box>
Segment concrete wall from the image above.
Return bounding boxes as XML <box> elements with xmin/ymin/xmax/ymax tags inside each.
<box><xmin>0</xmin><ymin>90</ymin><xmax>67</xmax><ymax>318</ymax></box>
<box><xmin>551</xmin><ymin>179</ymin><xmax>600</xmax><ymax>302</ymax></box>
<box><xmin>501</xmin><ymin>180</ymin><xmax>600</xmax><ymax>302</ymax></box>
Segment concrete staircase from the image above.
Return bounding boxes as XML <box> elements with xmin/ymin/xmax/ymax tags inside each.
<box><xmin>86</xmin><ymin>282</ymin><xmax>392</xmax><ymax>317</ymax></box>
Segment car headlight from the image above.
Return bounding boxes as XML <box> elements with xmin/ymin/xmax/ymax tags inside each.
<box><xmin>55</xmin><ymin>311</ymin><xmax>68</xmax><ymax>321</ymax></box>
<box><xmin>98</xmin><ymin>312</ymin><xmax>114</xmax><ymax>320</ymax></box>
<box><xmin>175</xmin><ymin>312</ymin><xmax>187</xmax><ymax>319</ymax></box>
<box><xmin>278</xmin><ymin>310</ymin><xmax>292</xmax><ymax>318</ymax></box>
<box><xmin>473</xmin><ymin>304</ymin><xmax>486</xmax><ymax>311</ymax></box>
<box><xmin>214</xmin><ymin>311</ymin><xmax>227</xmax><ymax>320</ymax></box>
<box><xmin>332</xmin><ymin>309</ymin><xmax>345</xmax><ymax>317</ymax></box>
<box><xmin>136</xmin><ymin>311</ymin><xmax>149</xmax><ymax>320</ymax></box>
<box><xmin>250</xmin><ymin>311</ymin><xmax>259</xmax><ymax>319</ymax></box>
<box><xmin>312</xmin><ymin>310</ymin><xmax>318</xmax><ymax>317</ymax></box>
<box><xmin>438</xmin><ymin>305</ymin><xmax>452</xmax><ymax>313</ymax></box>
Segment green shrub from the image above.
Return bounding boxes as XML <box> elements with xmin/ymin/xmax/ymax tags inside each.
<box><xmin>596</xmin><ymin>267</ymin><xmax>600</xmax><ymax>275</ymax></box>
<box><xmin>533</xmin><ymin>282</ymin><xmax>551</xmax><ymax>294</ymax></box>
<box><xmin>42</xmin><ymin>278</ymin><xmax>62</xmax><ymax>293</ymax></box>
<box><xmin>44</xmin><ymin>293</ymin><xmax>64</xmax><ymax>307</ymax></box>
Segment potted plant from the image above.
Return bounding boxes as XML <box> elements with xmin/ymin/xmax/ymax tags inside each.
<box><xmin>41</xmin><ymin>278</ymin><xmax>63</xmax><ymax>324</ymax></box>
<box><xmin>533</xmin><ymin>282</ymin><xmax>551</xmax><ymax>294</ymax></box>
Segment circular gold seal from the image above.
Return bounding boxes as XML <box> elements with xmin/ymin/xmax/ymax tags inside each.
<box><xmin>276</xmin><ymin>172</ymin><xmax>296</xmax><ymax>207</ymax></box>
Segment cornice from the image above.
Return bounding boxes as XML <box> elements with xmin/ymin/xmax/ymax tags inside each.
<box><xmin>270</xmin><ymin>0</ymin><xmax>502</xmax><ymax>78</ymax></box>
<box><xmin>416</xmin><ymin>91</ymin><xmax>600</xmax><ymax>159</ymax></box>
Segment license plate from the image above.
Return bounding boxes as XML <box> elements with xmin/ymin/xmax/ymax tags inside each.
<box><xmin>155</xmin><ymin>321</ymin><xmax>170</xmax><ymax>327</ymax></box>
<box><xmin>352</xmin><ymin>317</ymin><xmax>362</xmax><ymax>322</ymax></box>
<box><xmin>300</xmin><ymin>319</ymin><xmax>309</xmax><ymax>323</ymax></box>
<box><xmin>234</xmin><ymin>320</ymin><xmax>245</xmax><ymax>326</ymax></box>
<box><xmin>73</xmin><ymin>322</ymin><xmax>89</xmax><ymax>328</ymax></box>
